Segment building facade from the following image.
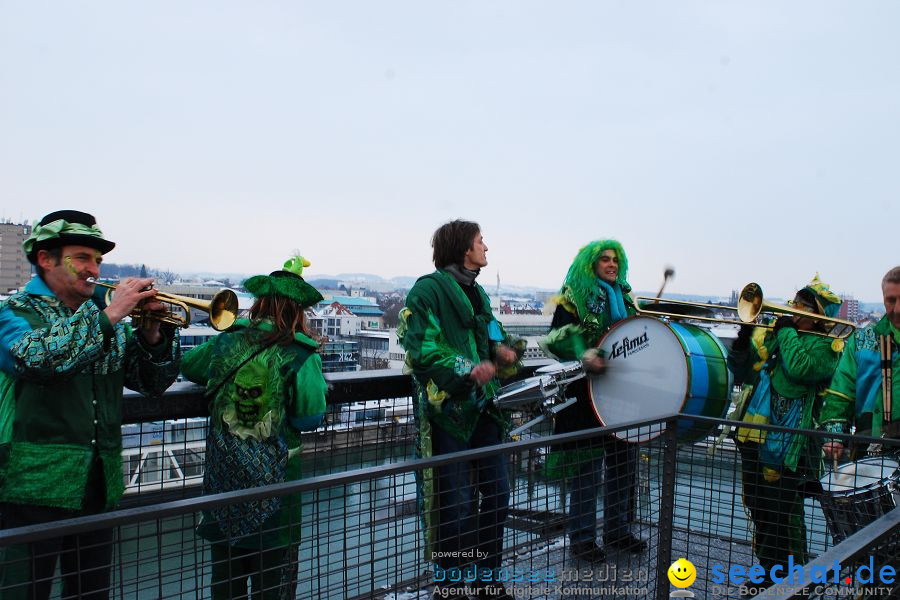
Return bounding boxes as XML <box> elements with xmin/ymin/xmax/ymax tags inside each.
<box><xmin>317</xmin><ymin>294</ymin><xmax>384</xmax><ymax>329</ymax></box>
<box><xmin>309</xmin><ymin>302</ymin><xmax>365</xmax><ymax>338</ymax></box>
<box><xmin>838</xmin><ymin>295</ymin><xmax>860</xmax><ymax>323</ymax></box>
<box><xmin>0</xmin><ymin>221</ymin><xmax>32</xmax><ymax>294</ymax></box>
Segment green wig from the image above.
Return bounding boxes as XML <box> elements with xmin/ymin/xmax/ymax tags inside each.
<box><xmin>561</xmin><ymin>239</ymin><xmax>630</xmax><ymax>319</ymax></box>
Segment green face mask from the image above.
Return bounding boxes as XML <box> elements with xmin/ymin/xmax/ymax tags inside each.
<box><xmin>233</xmin><ymin>362</ymin><xmax>272</xmax><ymax>427</ymax></box>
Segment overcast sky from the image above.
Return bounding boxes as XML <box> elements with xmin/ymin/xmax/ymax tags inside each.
<box><xmin>1</xmin><ymin>1</ymin><xmax>897</xmax><ymax>302</ymax></box>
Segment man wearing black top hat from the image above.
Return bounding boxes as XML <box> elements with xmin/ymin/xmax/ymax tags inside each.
<box><xmin>0</xmin><ymin>210</ymin><xmax>181</xmax><ymax>599</ymax></box>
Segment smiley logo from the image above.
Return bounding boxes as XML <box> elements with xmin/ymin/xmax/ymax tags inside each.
<box><xmin>668</xmin><ymin>558</ymin><xmax>696</xmax><ymax>588</ymax></box>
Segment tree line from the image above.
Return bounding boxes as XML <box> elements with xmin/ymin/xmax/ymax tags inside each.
<box><xmin>101</xmin><ymin>263</ymin><xmax>179</xmax><ymax>285</ymax></box>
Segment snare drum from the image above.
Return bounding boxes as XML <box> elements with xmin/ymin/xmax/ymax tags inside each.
<box><xmin>819</xmin><ymin>456</ymin><xmax>900</xmax><ymax>546</ymax></box>
<box><xmin>534</xmin><ymin>361</ymin><xmax>585</xmax><ymax>387</ymax></box>
<box><xmin>590</xmin><ymin>316</ymin><xmax>732</xmax><ymax>443</ymax></box>
<box><xmin>494</xmin><ymin>376</ymin><xmax>560</xmax><ymax>409</ymax></box>
<box><xmin>494</xmin><ymin>361</ymin><xmax>584</xmax><ymax>410</ymax></box>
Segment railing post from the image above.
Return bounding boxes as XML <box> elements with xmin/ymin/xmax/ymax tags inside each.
<box><xmin>655</xmin><ymin>417</ymin><xmax>678</xmax><ymax>600</ymax></box>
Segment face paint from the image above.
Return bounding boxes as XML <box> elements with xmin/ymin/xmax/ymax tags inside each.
<box><xmin>62</xmin><ymin>255</ymin><xmax>80</xmax><ymax>276</ymax></box>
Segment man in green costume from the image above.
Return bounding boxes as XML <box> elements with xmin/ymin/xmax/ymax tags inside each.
<box><xmin>728</xmin><ymin>274</ymin><xmax>843</xmax><ymax>593</ymax></box>
<box><xmin>821</xmin><ymin>266</ymin><xmax>900</xmax><ymax>454</ymax></box>
<box><xmin>820</xmin><ymin>266</ymin><xmax>899</xmax><ymax>600</ymax></box>
<box><xmin>398</xmin><ymin>220</ymin><xmax>523</xmax><ymax>600</ymax></box>
<box><xmin>539</xmin><ymin>239</ymin><xmax>646</xmax><ymax>562</ymax></box>
<box><xmin>0</xmin><ymin>210</ymin><xmax>181</xmax><ymax>600</ymax></box>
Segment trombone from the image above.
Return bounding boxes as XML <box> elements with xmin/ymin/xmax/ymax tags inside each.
<box><xmin>87</xmin><ymin>278</ymin><xmax>239</xmax><ymax>331</ymax></box>
<box><xmin>636</xmin><ymin>282</ymin><xmax>855</xmax><ymax>339</ymax></box>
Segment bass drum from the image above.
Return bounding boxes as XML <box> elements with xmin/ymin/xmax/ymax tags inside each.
<box><xmin>589</xmin><ymin>316</ymin><xmax>732</xmax><ymax>443</ymax></box>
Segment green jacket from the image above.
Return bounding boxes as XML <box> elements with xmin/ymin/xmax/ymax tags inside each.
<box><xmin>728</xmin><ymin>325</ymin><xmax>841</xmax><ymax>471</ymax></box>
<box><xmin>398</xmin><ymin>269</ymin><xmax>519</xmax><ymax>443</ymax></box>
<box><xmin>729</xmin><ymin>327</ymin><xmax>842</xmax><ymax>402</ymax></box>
<box><xmin>539</xmin><ymin>284</ymin><xmax>637</xmax><ymax>363</ymax></box>
<box><xmin>0</xmin><ymin>277</ymin><xmax>180</xmax><ymax>510</ymax></box>
<box><xmin>397</xmin><ymin>269</ymin><xmax>521</xmax><ymax>562</ymax></box>
<box><xmin>820</xmin><ymin>316</ymin><xmax>900</xmax><ymax>438</ymax></box>
<box><xmin>538</xmin><ymin>283</ymin><xmax>636</xmax><ymax>478</ymax></box>
<box><xmin>181</xmin><ymin>319</ymin><xmax>327</xmax><ymax>548</ymax></box>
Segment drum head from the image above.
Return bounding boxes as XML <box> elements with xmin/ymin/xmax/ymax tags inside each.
<box><xmin>535</xmin><ymin>361</ymin><xmax>584</xmax><ymax>386</ymax></box>
<box><xmin>590</xmin><ymin>316</ymin><xmax>689</xmax><ymax>442</ymax></box>
<box><xmin>535</xmin><ymin>360</ymin><xmax>582</xmax><ymax>377</ymax></box>
<box><xmin>820</xmin><ymin>457</ymin><xmax>900</xmax><ymax>494</ymax></box>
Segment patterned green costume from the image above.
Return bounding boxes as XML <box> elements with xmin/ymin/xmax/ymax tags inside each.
<box><xmin>0</xmin><ymin>209</ymin><xmax>181</xmax><ymax>600</ymax></box>
<box><xmin>538</xmin><ymin>240</ymin><xmax>647</xmax><ymax>553</ymax></box>
<box><xmin>397</xmin><ymin>268</ymin><xmax>523</xmax><ymax>563</ymax></box>
<box><xmin>539</xmin><ymin>239</ymin><xmax>636</xmax><ymax>478</ymax></box>
<box><xmin>820</xmin><ymin>316</ymin><xmax>900</xmax><ymax>439</ymax></box>
<box><xmin>0</xmin><ymin>277</ymin><xmax>180</xmax><ymax>509</ymax></box>
<box><xmin>181</xmin><ymin>319</ymin><xmax>327</xmax><ymax>550</ymax></box>
<box><xmin>183</xmin><ymin>257</ymin><xmax>325</xmax><ymax>600</ymax></box>
<box><xmin>728</xmin><ymin>277</ymin><xmax>842</xmax><ymax>573</ymax></box>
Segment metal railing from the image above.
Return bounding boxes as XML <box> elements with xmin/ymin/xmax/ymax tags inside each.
<box><xmin>1</xmin><ymin>369</ymin><xmax>897</xmax><ymax>599</ymax></box>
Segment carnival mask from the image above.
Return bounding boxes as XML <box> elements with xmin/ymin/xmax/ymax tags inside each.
<box><xmin>233</xmin><ymin>362</ymin><xmax>271</xmax><ymax>427</ymax></box>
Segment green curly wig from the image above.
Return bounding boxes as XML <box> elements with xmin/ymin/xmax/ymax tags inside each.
<box><xmin>561</xmin><ymin>239</ymin><xmax>630</xmax><ymax>319</ymax></box>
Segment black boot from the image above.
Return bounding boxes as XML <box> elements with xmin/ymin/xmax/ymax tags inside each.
<box><xmin>570</xmin><ymin>540</ymin><xmax>607</xmax><ymax>562</ymax></box>
<box><xmin>604</xmin><ymin>532</ymin><xmax>647</xmax><ymax>553</ymax></box>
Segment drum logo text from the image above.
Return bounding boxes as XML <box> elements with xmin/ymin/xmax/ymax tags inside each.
<box><xmin>609</xmin><ymin>332</ymin><xmax>650</xmax><ymax>360</ymax></box>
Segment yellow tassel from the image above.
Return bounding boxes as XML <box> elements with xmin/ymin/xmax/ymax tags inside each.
<box><xmin>736</xmin><ymin>414</ymin><xmax>769</xmax><ymax>444</ymax></box>
<box><xmin>831</xmin><ymin>339</ymin><xmax>845</xmax><ymax>353</ymax></box>
<box><xmin>426</xmin><ymin>380</ymin><xmax>450</xmax><ymax>408</ymax></box>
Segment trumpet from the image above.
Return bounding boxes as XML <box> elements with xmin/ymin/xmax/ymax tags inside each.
<box><xmin>87</xmin><ymin>278</ymin><xmax>239</xmax><ymax>331</ymax></box>
<box><xmin>636</xmin><ymin>282</ymin><xmax>855</xmax><ymax>339</ymax></box>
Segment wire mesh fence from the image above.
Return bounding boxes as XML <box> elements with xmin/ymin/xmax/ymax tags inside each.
<box><xmin>1</xmin><ymin>385</ymin><xmax>898</xmax><ymax>599</ymax></box>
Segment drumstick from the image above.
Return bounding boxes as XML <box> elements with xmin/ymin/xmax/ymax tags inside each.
<box><xmin>657</xmin><ymin>266</ymin><xmax>675</xmax><ymax>298</ymax></box>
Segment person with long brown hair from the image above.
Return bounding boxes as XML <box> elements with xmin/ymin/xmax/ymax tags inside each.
<box><xmin>181</xmin><ymin>256</ymin><xmax>327</xmax><ymax>600</ymax></box>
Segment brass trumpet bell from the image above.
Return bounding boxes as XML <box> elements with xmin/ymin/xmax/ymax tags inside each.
<box><xmin>88</xmin><ymin>279</ymin><xmax>239</xmax><ymax>331</ymax></box>
<box><xmin>736</xmin><ymin>282</ymin><xmax>854</xmax><ymax>339</ymax></box>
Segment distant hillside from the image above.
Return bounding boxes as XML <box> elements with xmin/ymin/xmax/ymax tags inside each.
<box><xmin>306</xmin><ymin>278</ymin><xmax>342</xmax><ymax>289</ymax></box>
<box><xmin>183</xmin><ymin>272</ymin><xmax>251</xmax><ymax>283</ymax></box>
<box><xmin>332</xmin><ymin>273</ymin><xmax>386</xmax><ymax>281</ymax></box>
<box><xmin>389</xmin><ymin>276</ymin><xmax>419</xmax><ymax>287</ymax></box>
<box><xmin>308</xmin><ymin>273</ymin><xmax>415</xmax><ymax>292</ymax></box>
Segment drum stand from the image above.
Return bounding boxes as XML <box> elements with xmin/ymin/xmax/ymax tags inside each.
<box><xmin>509</xmin><ymin>396</ymin><xmax>577</xmax><ymax>438</ymax></box>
